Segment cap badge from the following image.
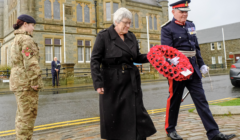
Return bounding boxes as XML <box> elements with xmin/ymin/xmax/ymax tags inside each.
<box><xmin>185</xmin><ymin>1</ymin><xmax>188</xmax><ymax>6</ymax></box>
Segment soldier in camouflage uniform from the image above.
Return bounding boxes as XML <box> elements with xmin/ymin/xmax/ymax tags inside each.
<box><xmin>10</xmin><ymin>14</ymin><xmax>43</xmax><ymax>140</ymax></box>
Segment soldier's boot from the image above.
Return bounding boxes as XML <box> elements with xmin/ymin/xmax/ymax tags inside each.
<box><xmin>167</xmin><ymin>131</ymin><xmax>183</xmax><ymax>140</ymax></box>
<box><xmin>211</xmin><ymin>133</ymin><xmax>236</xmax><ymax>140</ymax></box>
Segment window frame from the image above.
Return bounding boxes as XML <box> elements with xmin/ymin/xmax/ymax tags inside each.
<box><xmin>44</xmin><ymin>37</ymin><xmax>62</xmax><ymax>64</ymax></box>
<box><xmin>218</xmin><ymin>56</ymin><xmax>222</xmax><ymax>64</ymax></box>
<box><xmin>103</xmin><ymin>0</ymin><xmax>121</xmax><ymax>22</ymax></box>
<box><xmin>76</xmin><ymin>38</ymin><xmax>93</xmax><ymax>64</ymax></box>
<box><xmin>76</xmin><ymin>2</ymin><xmax>91</xmax><ymax>23</ymax></box>
<box><xmin>210</xmin><ymin>43</ymin><xmax>215</xmax><ymax>50</ymax></box>
<box><xmin>77</xmin><ymin>40</ymin><xmax>84</xmax><ymax>63</ymax></box>
<box><xmin>212</xmin><ymin>56</ymin><xmax>216</xmax><ymax>64</ymax></box>
<box><xmin>217</xmin><ymin>42</ymin><xmax>222</xmax><ymax>50</ymax></box>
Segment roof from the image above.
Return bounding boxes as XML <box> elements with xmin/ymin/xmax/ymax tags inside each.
<box><xmin>128</xmin><ymin>0</ymin><xmax>168</xmax><ymax>7</ymax></box>
<box><xmin>197</xmin><ymin>22</ymin><xmax>240</xmax><ymax>44</ymax></box>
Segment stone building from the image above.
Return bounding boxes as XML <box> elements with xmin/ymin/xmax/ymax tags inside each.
<box><xmin>197</xmin><ymin>22</ymin><xmax>240</xmax><ymax>69</ymax></box>
<box><xmin>0</xmin><ymin>0</ymin><xmax>169</xmax><ymax>70</ymax></box>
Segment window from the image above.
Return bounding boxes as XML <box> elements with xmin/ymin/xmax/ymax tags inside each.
<box><xmin>77</xmin><ymin>40</ymin><xmax>92</xmax><ymax>63</ymax></box>
<box><xmin>78</xmin><ymin>40</ymin><xmax>84</xmax><ymax>62</ymax></box>
<box><xmin>54</xmin><ymin>39</ymin><xmax>61</xmax><ymax>60</ymax></box>
<box><xmin>149</xmin><ymin>16</ymin><xmax>152</xmax><ymax>30</ymax></box>
<box><xmin>113</xmin><ymin>3</ymin><xmax>119</xmax><ymax>13</ymax></box>
<box><xmin>212</xmin><ymin>57</ymin><xmax>216</xmax><ymax>64</ymax></box>
<box><xmin>211</xmin><ymin>43</ymin><xmax>215</xmax><ymax>50</ymax></box>
<box><xmin>45</xmin><ymin>38</ymin><xmax>62</xmax><ymax>63</ymax></box>
<box><xmin>77</xmin><ymin>4</ymin><xmax>83</xmax><ymax>22</ymax></box>
<box><xmin>84</xmin><ymin>5</ymin><xmax>90</xmax><ymax>23</ymax></box>
<box><xmin>76</xmin><ymin>3</ymin><xmax>91</xmax><ymax>23</ymax></box>
<box><xmin>135</xmin><ymin>13</ymin><xmax>139</xmax><ymax>28</ymax></box>
<box><xmin>85</xmin><ymin>47</ymin><xmax>91</xmax><ymax>62</ymax></box>
<box><xmin>217</xmin><ymin>42</ymin><xmax>222</xmax><ymax>50</ymax></box>
<box><xmin>154</xmin><ymin>16</ymin><xmax>157</xmax><ymax>30</ymax></box>
<box><xmin>105</xmin><ymin>2</ymin><xmax>119</xmax><ymax>21</ymax></box>
<box><xmin>44</xmin><ymin>0</ymin><xmax>52</xmax><ymax>19</ymax></box>
<box><xmin>106</xmin><ymin>2</ymin><xmax>111</xmax><ymax>21</ymax></box>
<box><xmin>85</xmin><ymin>41</ymin><xmax>91</xmax><ymax>62</ymax></box>
<box><xmin>218</xmin><ymin>56</ymin><xmax>222</xmax><ymax>64</ymax></box>
<box><xmin>53</xmin><ymin>0</ymin><xmax>60</xmax><ymax>20</ymax></box>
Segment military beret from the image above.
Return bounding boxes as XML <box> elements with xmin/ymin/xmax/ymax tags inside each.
<box><xmin>18</xmin><ymin>14</ymin><xmax>36</xmax><ymax>24</ymax></box>
<box><xmin>170</xmin><ymin>0</ymin><xmax>191</xmax><ymax>11</ymax></box>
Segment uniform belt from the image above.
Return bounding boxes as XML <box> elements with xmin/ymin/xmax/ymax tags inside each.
<box><xmin>179</xmin><ymin>50</ymin><xmax>196</xmax><ymax>57</ymax></box>
<box><xmin>102</xmin><ymin>63</ymin><xmax>137</xmax><ymax>93</ymax></box>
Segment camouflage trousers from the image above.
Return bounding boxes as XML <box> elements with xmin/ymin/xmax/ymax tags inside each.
<box><xmin>14</xmin><ymin>90</ymin><xmax>38</xmax><ymax>140</ymax></box>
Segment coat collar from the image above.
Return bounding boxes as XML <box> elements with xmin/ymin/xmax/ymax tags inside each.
<box><xmin>108</xmin><ymin>24</ymin><xmax>133</xmax><ymax>41</ymax></box>
<box><xmin>172</xmin><ymin>18</ymin><xmax>186</xmax><ymax>26</ymax></box>
<box><xmin>14</xmin><ymin>29</ymin><xmax>33</xmax><ymax>37</ymax></box>
<box><xmin>108</xmin><ymin>24</ymin><xmax>135</xmax><ymax>57</ymax></box>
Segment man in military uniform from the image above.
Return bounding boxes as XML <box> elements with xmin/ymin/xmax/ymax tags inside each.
<box><xmin>161</xmin><ymin>1</ymin><xmax>236</xmax><ymax>140</ymax></box>
<box><xmin>10</xmin><ymin>14</ymin><xmax>43</xmax><ymax>140</ymax></box>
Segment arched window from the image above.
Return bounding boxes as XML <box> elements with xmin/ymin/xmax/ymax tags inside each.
<box><xmin>135</xmin><ymin>13</ymin><xmax>139</xmax><ymax>28</ymax></box>
<box><xmin>149</xmin><ymin>16</ymin><xmax>152</xmax><ymax>29</ymax></box>
<box><xmin>44</xmin><ymin>0</ymin><xmax>52</xmax><ymax>19</ymax></box>
<box><xmin>84</xmin><ymin>5</ymin><xmax>90</xmax><ymax>23</ymax></box>
<box><xmin>77</xmin><ymin>4</ymin><xmax>83</xmax><ymax>22</ymax></box>
<box><xmin>154</xmin><ymin>16</ymin><xmax>157</xmax><ymax>30</ymax></box>
<box><xmin>53</xmin><ymin>0</ymin><xmax>60</xmax><ymax>20</ymax></box>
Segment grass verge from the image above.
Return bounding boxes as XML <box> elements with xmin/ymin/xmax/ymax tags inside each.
<box><xmin>210</xmin><ymin>98</ymin><xmax>240</xmax><ymax>106</ymax></box>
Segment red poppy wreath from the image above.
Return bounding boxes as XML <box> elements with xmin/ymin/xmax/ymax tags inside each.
<box><xmin>147</xmin><ymin>45</ymin><xmax>194</xmax><ymax>81</ymax></box>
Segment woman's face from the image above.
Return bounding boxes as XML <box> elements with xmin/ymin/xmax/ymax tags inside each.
<box><xmin>115</xmin><ymin>18</ymin><xmax>131</xmax><ymax>35</ymax></box>
<box><xmin>23</xmin><ymin>22</ymin><xmax>35</xmax><ymax>34</ymax></box>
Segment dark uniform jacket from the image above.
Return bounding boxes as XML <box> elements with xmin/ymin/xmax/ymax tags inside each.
<box><xmin>51</xmin><ymin>60</ymin><xmax>61</xmax><ymax>74</ymax></box>
<box><xmin>161</xmin><ymin>18</ymin><xmax>205</xmax><ymax>78</ymax></box>
<box><xmin>91</xmin><ymin>24</ymin><xmax>156</xmax><ymax>139</ymax></box>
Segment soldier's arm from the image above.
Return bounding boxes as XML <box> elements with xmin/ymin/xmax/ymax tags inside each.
<box><xmin>195</xmin><ymin>37</ymin><xmax>205</xmax><ymax>68</ymax></box>
<box><xmin>161</xmin><ymin>27</ymin><xmax>173</xmax><ymax>46</ymax></box>
<box><xmin>21</xmin><ymin>37</ymin><xmax>42</xmax><ymax>89</ymax></box>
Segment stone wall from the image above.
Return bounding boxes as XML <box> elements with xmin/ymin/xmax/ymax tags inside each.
<box><xmin>199</xmin><ymin>39</ymin><xmax>240</xmax><ymax>66</ymax></box>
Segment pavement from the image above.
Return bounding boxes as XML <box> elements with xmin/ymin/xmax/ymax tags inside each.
<box><xmin>1</xmin><ymin>108</ymin><xmax>240</xmax><ymax>140</ymax></box>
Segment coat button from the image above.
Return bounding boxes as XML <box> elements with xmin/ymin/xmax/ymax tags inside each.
<box><xmin>131</xmin><ymin>58</ymin><xmax>133</xmax><ymax>61</ymax></box>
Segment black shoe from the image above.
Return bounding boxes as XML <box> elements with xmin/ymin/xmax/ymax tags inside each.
<box><xmin>167</xmin><ymin>131</ymin><xmax>183</xmax><ymax>140</ymax></box>
<box><xmin>211</xmin><ymin>133</ymin><xmax>236</xmax><ymax>140</ymax></box>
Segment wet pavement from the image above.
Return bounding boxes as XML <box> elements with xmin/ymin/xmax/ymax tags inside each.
<box><xmin>2</xmin><ymin>110</ymin><xmax>240</xmax><ymax>140</ymax></box>
<box><xmin>0</xmin><ymin>75</ymin><xmax>240</xmax><ymax>132</ymax></box>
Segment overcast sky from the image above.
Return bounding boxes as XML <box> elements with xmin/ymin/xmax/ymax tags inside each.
<box><xmin>167</xmin><ymin>0</ymin><xmax>240</xmax><ymax>30</ymax></box>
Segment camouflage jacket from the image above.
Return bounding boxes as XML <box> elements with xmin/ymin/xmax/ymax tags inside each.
<box><xmin>9</xmin><ymin>29</ymin><xmax>43</xmax><ymax>91</ymax></box>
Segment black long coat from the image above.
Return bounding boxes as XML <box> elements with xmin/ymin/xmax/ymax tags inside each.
<box><xmin>91</xmin><ymin>25</ymin><xmax>156</xmax><ymax>140</ymax></box>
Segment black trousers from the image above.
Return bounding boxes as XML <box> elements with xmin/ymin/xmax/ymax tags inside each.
<box><xmin>52</xmin><ymin>72</ymin><xmax>59</xmax><ymax>86</ymax></box>
<box><xmin>165</xmin><ymin>72</ymin><xmax>220</xmax><ymax>140</ymax></box>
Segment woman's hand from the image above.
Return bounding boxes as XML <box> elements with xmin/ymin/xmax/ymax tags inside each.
<box><xmin>31</xmin><ymin>85</ymin><xmax>39</xmax><ymax>90</ymax></box>
<box><xmin>97</xmin><ymin>88</ymin><xmax>104</xmax><ymax>94</ymax></box>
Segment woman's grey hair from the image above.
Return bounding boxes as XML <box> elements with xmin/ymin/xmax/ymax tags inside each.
<box><xmin>113</xmin><ymin>7</ymin><xmax>132</xmax><ymax>25</ymax></box>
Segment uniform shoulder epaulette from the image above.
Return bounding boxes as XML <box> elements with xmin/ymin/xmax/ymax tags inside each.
<box><xmin>187</xmin><ymin>19</ymin><xmax>193</xmax><ymax>22</ymax></box>
<box><xmin>161</xmin><ymin>21</ymin><xmax>171</xmax><ymax>27</ymax></box>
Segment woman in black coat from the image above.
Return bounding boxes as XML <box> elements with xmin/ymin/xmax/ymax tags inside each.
<box><xmin>90</xmin><ymin>7</ymin><xmax>156</xmax><ymax>140</ymax></box>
